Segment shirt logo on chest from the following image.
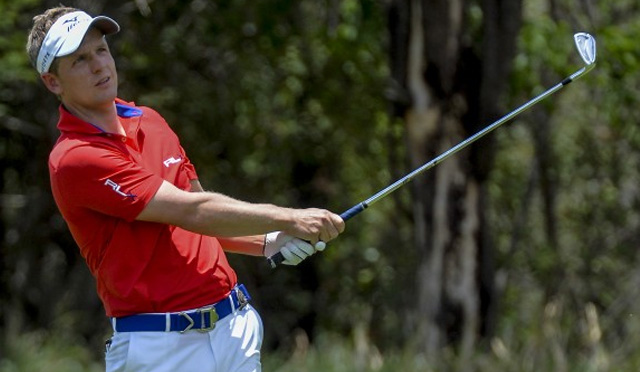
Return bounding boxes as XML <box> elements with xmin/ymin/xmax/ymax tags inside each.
<box><xmin>105</xmin><ymin>179</ymin><xmax>137</xmax><ymax>199</ymax></box>
<box><xmin>163</xmin><ymin>156</ymin><xmax>183</xmax><ymax>168</ymax></box>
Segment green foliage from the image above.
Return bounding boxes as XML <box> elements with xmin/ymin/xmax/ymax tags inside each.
<box><xmin>0</xmin><ymin>0</ymin><xmax>39</xmax><ymax>83</ymax></box>
<box><xmin>491</xmin><ymin>1</ymin><xmax>640</xmax><ymax>370</ymax></box>
<box><xmin>0</xmin><ymin>331</ymin><xmax>102</xmax><ymax>372</ymax></box>
<box><xmin>2</xmin><ymin>0</ymin><xmax>640</xmax><ymax>370</ymax></box>
<box><xmin>7</xmin><ymin>324</ymin><xmax>640</xmax><ymax>371</ymax></box>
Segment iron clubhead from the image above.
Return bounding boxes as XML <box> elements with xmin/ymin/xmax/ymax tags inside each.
<box><xmin>574</xmin><ymin>32</ymin><xmax>596</xmax><ymax>65</ymax></box>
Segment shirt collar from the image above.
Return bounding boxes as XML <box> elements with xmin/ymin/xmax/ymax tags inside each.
<box><xmin>56</xmin><ymin>98</ymin><xmax>143</xmax><ymax>135</ymax></box>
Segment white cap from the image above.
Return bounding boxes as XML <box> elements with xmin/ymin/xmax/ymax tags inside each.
<box><xmin>36</xmin><ymin>10</ymin><xmax>120</xmax><ymax>74</ymax></box>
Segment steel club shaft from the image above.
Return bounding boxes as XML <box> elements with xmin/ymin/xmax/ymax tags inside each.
<box><xmin>267</xmin><ymin>32</ymin><xmax>596</xmax><ymax>268</ymax></box>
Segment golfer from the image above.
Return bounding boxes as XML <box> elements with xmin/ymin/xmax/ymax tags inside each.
<box><xmin>27</xmin><ymin>6</ymin><xmax>344</xmax><ymax>372</ymax></box>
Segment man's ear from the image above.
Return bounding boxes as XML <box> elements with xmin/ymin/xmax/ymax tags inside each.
<box><xmin>41</xmin><ymin>72</ymin><xmax>63</xmax><ymax>95</ymax></box>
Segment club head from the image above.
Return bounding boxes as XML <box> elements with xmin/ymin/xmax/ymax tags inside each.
<box><xmin>574</xmin><ymin>32</ymin><xmax>596</xmax><ymax>65</ymax></box>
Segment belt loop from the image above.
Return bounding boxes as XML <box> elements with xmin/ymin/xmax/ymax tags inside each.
<box><xmin>230</xmin><ymin>288</ymin><xmax>237</xmax><ymax>313</ymax></box>
<box><xmin>236</xmin><ymin>285</ymin><xmax>249</xmax><ymax>309</ymax></box>
<box><xmin>165</xmin><ymin>313</ymin><xmax>171</xmax><ymax>332</ymax></box>
<box><xmin>111</xmin><ymin>317</ymin><xmax>117</xmax><ymax>332</ymax></box>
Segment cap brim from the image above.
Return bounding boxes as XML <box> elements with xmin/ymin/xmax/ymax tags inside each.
<box><xmin>92</xmin><ymin>16</ymin><xmax>120</xmax><ymax>36</ymax></box>
<box><xmin>56</xmin><ymin>16</ymin><xmax>120</xmax><ymax>58</ymax></box>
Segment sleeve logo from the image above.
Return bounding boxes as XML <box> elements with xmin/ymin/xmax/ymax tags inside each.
<box><xmin>104</xmin><ymin>179</ymin><xmax>137</xmax><ymax>199</ymax></box>
<box><xmin>163</xmin><ymin>156</ymin><xmax>183</xmax><ymax>168</ymax></box>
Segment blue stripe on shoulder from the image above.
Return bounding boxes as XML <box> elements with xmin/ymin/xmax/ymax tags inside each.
<box><xmin>116</xmin><ymin>103</ymin><xmax>143</xmax><ymax>118</ymax></box>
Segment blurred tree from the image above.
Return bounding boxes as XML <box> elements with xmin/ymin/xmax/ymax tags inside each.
<box><xmin>387</xmin><ymin>0</ymin><xmax>522</xmax><ymax>362</ymax></box>
<box><xmin>491</xmin><ymin>0</ymin><xmax>640</xmax><ymax>366</ymax></box>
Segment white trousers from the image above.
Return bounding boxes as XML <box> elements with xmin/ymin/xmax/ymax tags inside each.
<box><xmin>105</xmin><ymin>304</ymin><xmax>263</xmax><ymax>372</ymax></box>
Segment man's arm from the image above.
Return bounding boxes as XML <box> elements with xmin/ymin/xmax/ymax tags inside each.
<box><xmin>216</xmin><ymin>236</ymin><xmax>265</xmax><ymax>256</ymax></box>
<box><xmin>190</xmin><ymin>179</ymin><xmax>205</xmax><ymax>192</ymax></box>
<box><xmin>136</xmin><ymin>180</ymin><xmax>344</xmax><ymax>244</ymax></box>
<box><xmin>189</xmin><ymin>179</ymin><xmax>265</xmax><ymax>255</ymax></box>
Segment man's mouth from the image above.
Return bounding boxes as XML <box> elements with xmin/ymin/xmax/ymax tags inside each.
<box><xmin>96</xmin><ymin>77</ymin><xmax>110</xmax><ymax>86</ymax></box>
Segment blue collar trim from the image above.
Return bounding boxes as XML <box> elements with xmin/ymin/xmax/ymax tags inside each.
<box><xmin>116</xmin><ymin>103</ymin><xmax>143</xmax><ymax>118</ymax></box>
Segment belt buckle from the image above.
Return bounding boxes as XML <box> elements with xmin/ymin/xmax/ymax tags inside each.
<box><xmin>178</xmin><ymin>311</ymin><xmax>195</xmax><ymax>333</ymax></box>
<box><xmin>196</xmin><ymin>306</ymin><xmax>218</xmax><ymax>333</ymax></box>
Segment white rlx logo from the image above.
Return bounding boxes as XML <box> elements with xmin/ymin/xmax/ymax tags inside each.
<box><xmin>163</xmin><ymin>156</ymin><xmax>183</xmax><ymax>168</ymax></box>
<box><xmin>105</xmin><ymin>179</ymin><xmax>136</xmax><ymax>199</ymax></box>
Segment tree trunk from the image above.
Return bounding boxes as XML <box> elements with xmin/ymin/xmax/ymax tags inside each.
<box><xmin>388</xmin><ymin>0</ymin><xmax>522</xmax><ymax>362</ymax></box>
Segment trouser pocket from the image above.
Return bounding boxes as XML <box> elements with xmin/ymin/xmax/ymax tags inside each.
<box><xmin>105</xmin><ymin>333</ymin><xmax>131</xmax><ymax>372</ymax></box>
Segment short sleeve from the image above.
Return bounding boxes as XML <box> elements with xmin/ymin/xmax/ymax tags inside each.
<box><xmin>179</xmin><ymin>145</ymin><xmax>198</xmax><ymax>181</ymax></box>
<box><xmin>51</xmin><ymin>143</ymin><xmax>164</xmax><ymax>221</ymax></box>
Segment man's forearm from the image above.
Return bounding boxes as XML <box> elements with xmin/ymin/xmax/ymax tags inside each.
<box><xmin>138</xmin><ymin>181</ymin><xmax>291</xmax><ymax>236</ymax></box>
<box><xmin>138</xmin><ymin>180</ymin><xmax>343</xmax><ymax>243</ymax></box>
<box><xmin>217</xmin><ymin>235</ymin><xmax>265</xmax><ymax>256</ymax></box>
<box><xmin>187</xmin><ymin>179</ymin><xmax>290</xmax><ymax>238</ymax></box>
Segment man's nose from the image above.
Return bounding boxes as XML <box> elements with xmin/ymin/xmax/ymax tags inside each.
<box><xmin>90</xmin><ymin>54</ymin><xmax>107</xmax><ymax>73</ymax></box>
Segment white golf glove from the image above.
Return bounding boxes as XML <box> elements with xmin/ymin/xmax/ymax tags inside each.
<box><xmin>263</xmin><ymin>231</ymin><xmax>326</xmax><ymax>265</ymax></box>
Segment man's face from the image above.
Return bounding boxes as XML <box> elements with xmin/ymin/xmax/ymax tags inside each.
<box><xmin>42</xmin><ymin>27</ymin><xmax>118</xmax><ymax>109</ymax></box>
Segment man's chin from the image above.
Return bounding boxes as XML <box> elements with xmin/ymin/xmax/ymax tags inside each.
<box><xmin>93</xmin><ymin>82</ymin><xmax>118</xmax><ymax>100</ymax></box>
<box><xmin>61</xmin><ymin>94</ymin><xmax>118</xmax><ymax>112</ymax></box>
<box><xmin>95</xmin><ymin>91</ymin><xmax>118</xmax><ymax>105</ymax></box>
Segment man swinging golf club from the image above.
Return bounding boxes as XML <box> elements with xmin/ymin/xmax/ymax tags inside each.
<box><xmin>27</xmin><ymin>6</ymin><xmax>344</xmax><ymax>372</ymax></box>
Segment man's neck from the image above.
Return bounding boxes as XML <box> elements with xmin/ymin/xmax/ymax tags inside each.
<box><xmin>63</xmin><ymin>100</ymin><xmax>125</xmax><ymax>135</ymax></box>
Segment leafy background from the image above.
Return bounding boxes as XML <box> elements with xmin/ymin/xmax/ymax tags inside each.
<box><xmin>2</xmin><ymin>0</ymin><xmax>640</xmax><ymax>371</ymax></box>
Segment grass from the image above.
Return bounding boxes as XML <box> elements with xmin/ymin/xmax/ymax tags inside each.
<box><xmin>0</xmin><ymin>331</ymin><xmax>103</xmax><ymax>372</ymax></box>
<box><xmin>4</xmin><ymin>312</ymin><xmax>640</xmax><ymax>372</ymax></box>
<box><xmin>0</xmin><ymin>329</ymin><xmax>431</xmax><ymax>372</ymax></box>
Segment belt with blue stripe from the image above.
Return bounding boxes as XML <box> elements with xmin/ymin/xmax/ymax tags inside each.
<box><xmin>111</xmin><ymin>284</ymin><xmax>251</xmax><ymax>333</ymax></box>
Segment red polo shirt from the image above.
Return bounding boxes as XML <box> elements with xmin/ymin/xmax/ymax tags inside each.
<box><xmin>49</xmin><ymin>98</ymin><xmax>237</xmax><ymax>317</ymax></box>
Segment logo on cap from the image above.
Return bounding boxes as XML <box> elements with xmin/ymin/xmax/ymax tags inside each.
<box><xmin>63</xmin><ymin>16</ymin><xmax>82</xmax><ymax>32</ymax></box>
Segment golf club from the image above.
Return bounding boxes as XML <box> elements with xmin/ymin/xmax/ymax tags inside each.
<box><xmin>268</xmin><ymin>32</ymin><xmax>596</xmax><ymax>268</ymax></box>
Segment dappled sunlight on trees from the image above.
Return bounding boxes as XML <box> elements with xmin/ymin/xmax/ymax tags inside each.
<box><xmin>2</xmin><ymin>0</ymin><xmax>640</xmax><ymax>370</ymax></box>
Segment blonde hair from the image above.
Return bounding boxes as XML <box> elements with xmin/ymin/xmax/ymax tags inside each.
<box><xmin>26</xmin><ymin>6</ymin><xmax>79</xmax><ymax>73</ymax></box>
